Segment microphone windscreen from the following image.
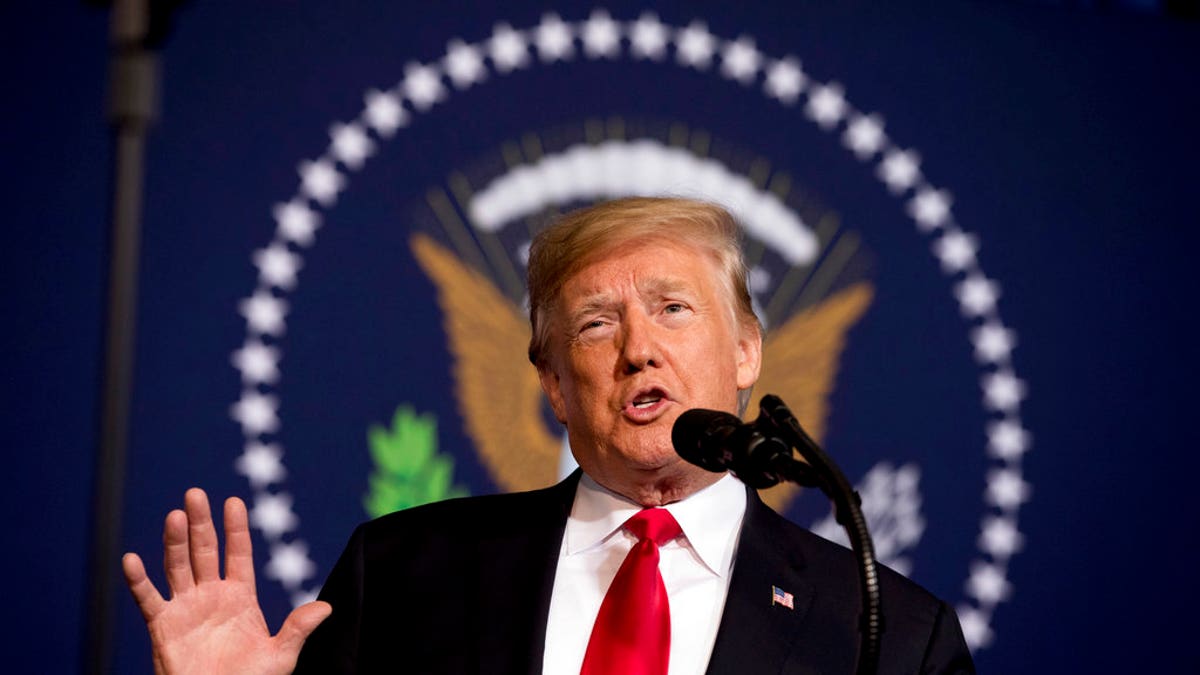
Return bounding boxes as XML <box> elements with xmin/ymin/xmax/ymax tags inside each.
<box><xmin>672</xmin><ymin>408</ymin><xmax>742</xmax><ymax>472</ymax></box>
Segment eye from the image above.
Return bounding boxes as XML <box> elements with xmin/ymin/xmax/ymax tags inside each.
<box><xmin>663</xmin><ymin>302</ymin><xmax>686</xmax><ymax>314</ymax></box>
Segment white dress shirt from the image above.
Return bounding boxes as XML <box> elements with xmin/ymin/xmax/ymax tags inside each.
<box><xmin>542</xmin><ymin>473</ymin><xmax>748</xmax><ymax>675</ymax></box>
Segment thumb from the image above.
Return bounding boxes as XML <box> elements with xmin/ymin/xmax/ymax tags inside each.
<box><xmin>275</xmin><ymin>600</ymin><xmax>333</xmax><ymax>655</ymax></box>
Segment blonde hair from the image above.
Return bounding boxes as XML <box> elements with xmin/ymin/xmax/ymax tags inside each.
<box><xmin>526</xmin><ymin>197</ymin><xmax>759</xmax><ymax>367</ymax></box>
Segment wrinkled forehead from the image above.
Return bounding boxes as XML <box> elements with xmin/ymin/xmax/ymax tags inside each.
<box><xmin>561</xmin><ymin>234</ymin><xmax>722</xmax><ymax>293</ymax></box>
<box><xmin>549</xmin><ymin>236</ymin><xmax>724</xmax><ymax>314</ymax></box>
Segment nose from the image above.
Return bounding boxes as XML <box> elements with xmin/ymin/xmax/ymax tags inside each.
<box><xmin>619</xmin><ymin>310</ymin><xmax>660</xmax><ymax>374</ymax></box>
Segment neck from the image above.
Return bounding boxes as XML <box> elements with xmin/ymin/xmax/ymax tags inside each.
<box><xmin>595</xmin><ymin>466</ymin><xmax>725</xmax><ymax>507</ymax></box>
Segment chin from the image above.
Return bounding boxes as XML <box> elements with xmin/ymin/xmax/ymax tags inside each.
<box><xmin>617</xmin><ymin>440</ymin><xmax>680</xmax><ymax>470</ymax></box>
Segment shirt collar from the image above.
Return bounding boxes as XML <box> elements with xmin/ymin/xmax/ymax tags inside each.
<box><xmin>565</xmin><ymin>472</ymin><xmax>747</xmax><ymax>577</ymax></box>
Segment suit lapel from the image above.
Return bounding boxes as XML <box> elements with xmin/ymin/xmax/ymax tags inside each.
<box><xmin>474</xmin><ymin>472</ymin><xmax>578</xmax><ymax>675</ymax></box>
<box><xmin>706</xmin><ymin>489</ymin><xmax>816</xmax><ymax>675</ymax></box>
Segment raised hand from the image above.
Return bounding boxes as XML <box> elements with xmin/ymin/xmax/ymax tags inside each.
<box><xmin>122</xmin><ymin>489</ymin><xmax>331</xmax><ymax>675</ymax></box>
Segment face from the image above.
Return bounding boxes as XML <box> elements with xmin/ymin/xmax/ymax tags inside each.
<box><xmin>536</xmin><ymin>237</ymin><xmax>762</xmax><ymax>505</ymax></box>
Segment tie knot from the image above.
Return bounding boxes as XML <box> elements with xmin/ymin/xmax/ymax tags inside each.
<box><xmin>624</xmin><ymin>508</ymin><xmax>682</xmax><ymax>546</ymax></box>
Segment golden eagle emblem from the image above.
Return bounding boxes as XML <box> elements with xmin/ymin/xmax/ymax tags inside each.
<box><xmin>410</xmin><ymin>233</ymin><xmax>872</xmax><ymax>512</ymax></box>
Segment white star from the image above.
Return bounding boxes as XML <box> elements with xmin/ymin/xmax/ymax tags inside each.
<box><xmin>720</xmin><ymin>36</ymin><xmax>761</xmax><ymax>84</ymax></box>
<box><xmin>982</xmin><ymin>370</ymin><xmax>1026</xmax><ymax>411</ymax></box>
<box><xmin>298</xmin><ymin>159</ymin><xmax>344</xmax><ymax>207</ymax></box>
<box><xmin>328</xmin><ymin>122</ymin><xmax>374</xmax><ymax>170</ymax></box>
<box><xmin>235</xmin><ymin>442</ymin><xmax>286</xmax><ymax>488</ymax></box>
<box><xmin>877</xmin><ymin>149</ymin><xmax>922</xmax><ymax>194</ymax></box>
<box><xmin>534</xmin><ymin>13</ymin><xmax>574</xmax><ymax>62</ymax></box>
<box><xmin>629</xmin><ymin>12</ymin><xmax>668</xmax><ymax>60</ymax></box>
<box><xmin>932</xmin><ymin>229</ymin><xmax>978</xmax><ymax>273</ymax></box>
<box><xmin>253</xmin><ymin>243</ymin><xmax>302</xmax><ymax>290</ymax></box>
<box><xmin>489</xmin><ymin>23</ymin><xmax>530</xmax><ymax>73</ymax></box>
<box><xmin>239</xmin><ymin>290</ymin><xmax>288</xmax><ymax>336</ymax></box>
<box><xmin>402</xmin><ymin>62</ymin><xmax>444</xmax><ymax>111</ymax></box>
<box><xmin>967</xmin><ymin>562</ymin><xmax>1013</xmax><ymax>604</ymax></box>
<box><xmin>231</xmin><ymin>339</ymin><xmax>281</xmax><ymax>385</ymax></box>
<box><xmin>954</xmin><ymin>274</ymin><xmax>999</xmax><ymax>317</ymax></box>
<box><xmin>805</xmin><ymin>83</ymin><xmax>847</xmax><ymax>130</ymax></box>
<box><xmin>988</xmin><ymin>419</ymin><xmax>1031</xmax><ymax>460</ymax></box>
<box><xmin>265</xmin><ymin>540</ymin><xmax>316</xmax><ymax>589</ymax></box>
<box><xmin>979</xmin><ymin>516</ymin><xmax>1024</xmax><ymax>557</ymax></box>
<box><xmin>251</xmin><ymin>492</ymin><xmax>299</xmax><ymax>539</ymax></box>
<box><xmin>273</xmin><ymin>200</ymin><xmax>321</xmax><ymax>247</ymax></box>
<box><xmin>581</xmin><ymin>10</ymin><xmax>620</xmax><ymax>59</ymax></box>
<box><xmin>444</xmin><ymin>39</ymin><xmax>487</xmax><ymax>88</ymax></box>
<box><xmin>676</xmin><ymin>21</ymin><xmax>716</xmax><ymax>69</ymax></box>
<box><xmin>363</xmin><ymin>89</ymin><xmax>407</xmax><ymax>137</ymax></box>
<box><xmin>972</xmin><ymin>322</ymin><xmax>1016</xmax><ymax>363</ymax></box>
<box><xmin>957</xmin><ymin>605</ymin><xmax>994</xmax><ymax>649</ymax></box>
<box><xmin>843</xmin><ymin>113</ymin><xmax>886</xmax><ymax>160</ymax></box>
<box><xmin>230</xmin><ymin>391</ymin><xmax>280</xmax><ymax>436</ymax></box>
<box><xmin>909</xmin><ymin>188</ymin><xmax>953</xmax><ymax>231</ymax></box>
<box><xmin>764</xmin><ymin>57</ymin><xmax>806</xmax><ymax>104</ymax></box>
<box><xmin>986</xmin><ymin>468</ymin><xmax>1031</xmax><ymax>510</ymax></box>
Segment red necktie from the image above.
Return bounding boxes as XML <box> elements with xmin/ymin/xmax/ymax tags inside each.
<box><xmin>580</xmin><ymin>508</ymin><xmax>683</xmax><ymax>675</ymax></box>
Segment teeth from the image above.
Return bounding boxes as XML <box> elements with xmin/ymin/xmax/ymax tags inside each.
<box><xmin>632</xmin><ymin>397</ymin><xmax>660</xmax><ymax>408</ymax></box>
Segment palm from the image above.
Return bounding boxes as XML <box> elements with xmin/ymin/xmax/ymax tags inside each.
<box><xmin>123</xmin><ymin>490</ymin><xmax>330</xmax><ymax>675</ymax></box>
<box><xmin>145</xmin><ymin>579</ymin><xmax>275</xmax><ymax>674</ymax></box>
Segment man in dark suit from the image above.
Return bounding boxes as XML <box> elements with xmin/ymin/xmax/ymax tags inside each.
<box><xmin>124</xmin><ymin>197</ymin><xmax>973</xmax><ymax>674</ymax></box>
<box><xmin>292</xmin><ymin>472</ymin><xmax>970</xmax><ymax>673</ymax></box>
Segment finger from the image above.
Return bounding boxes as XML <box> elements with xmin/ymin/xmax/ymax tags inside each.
<box><xmin>162</xmin><ymin>508</ymin><xmax>195</xmax><ymax>595</ymax></box>
<box><xmin>274</xmin><ymin>601</ymin><xmax>333</xmax><ymax>657</ymax></box>
<box><xmin>224</xmin><ymin>496</ymin><xmax>256</xmax><ymax>585</ymax></box>
<box><xmin>121</xmin><ymin>552</ymin><xmax>167</xmax><ymax>622</ymax></box>
<box><xmin>184</xmin><ymin>488</ymin><xmax>221</xmax><ymax>583</ymax></box>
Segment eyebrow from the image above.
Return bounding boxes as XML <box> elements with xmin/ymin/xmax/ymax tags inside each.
<box><xmin>566</xmin><ymin>293</ymin><xmax>618</xmax><ymax>324</ymax></box>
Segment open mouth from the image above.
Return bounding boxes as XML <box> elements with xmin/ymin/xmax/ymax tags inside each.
<box><xmin>625</xmin><ymin>387</ymin><xmax>670</xmax><ymax>417</ymax></box>
<box><xmin>631</xmin><ymin>392</ymin><xmax>664</xmax><ymax>409</ymax></box>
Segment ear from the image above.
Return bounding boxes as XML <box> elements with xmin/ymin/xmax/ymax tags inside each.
<box><xmin>735</xmin><ymin>323</ymin><xmax>763</xmax><ymax>391</ymax></box>
<box><xmin>537</xmin><ymin>361</ymin><xmax>569</xmax><ymax>424</ymax></box>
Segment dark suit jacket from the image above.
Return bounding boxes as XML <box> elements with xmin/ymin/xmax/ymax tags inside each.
<box><xmin>295</xmin><ymin>472</ymin><xmax>974</xmax><ymax>674</ymax></box>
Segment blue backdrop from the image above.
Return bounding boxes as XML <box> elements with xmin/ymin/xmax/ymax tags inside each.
<box><xmin>3</xmin><ymin>1</ymin><xmax>1197</xmax><ymax>672</ymax></box>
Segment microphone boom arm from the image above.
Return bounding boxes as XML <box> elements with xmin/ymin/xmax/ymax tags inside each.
<box><xmin>756</xmin><ymin>394</ymin><xmax>883</xmax><ymax>675</ymax></box>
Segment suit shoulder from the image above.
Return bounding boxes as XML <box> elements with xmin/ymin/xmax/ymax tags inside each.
<box><xmin>757</xmin><ymin>498</ymin><xmax>948</xmax><ymax>617</ymax></box>
<box><xmin>752</xmin><ymin>499</ymin><xmax>972</xmax><ymax>670</ymax></box>
<box><xmin>352</xmin><ymin>479</ymin><xmax>572</xmax><ymax>553</ymax></box>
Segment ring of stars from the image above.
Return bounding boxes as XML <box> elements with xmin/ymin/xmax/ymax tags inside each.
<box><xmin>230</xmin><ymin>9</ymin><xmax>1032</xmax><ymax>647</ymax></box>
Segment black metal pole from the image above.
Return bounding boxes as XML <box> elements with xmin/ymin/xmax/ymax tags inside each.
<box><xmin>83</xmin><ymin>0</ymin><xmax>157</xmax><ymax>671</ymax></box>
<box><xmin>758</xmin><ymin>394</ymin><xmax>883</xmax><ymax>675</ymax></box>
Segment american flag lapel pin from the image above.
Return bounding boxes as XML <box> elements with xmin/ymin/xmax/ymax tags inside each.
<box><xmin>772</xmin><ymin>585</ymin><xmax>794</xmax><ymax>609</ymax></box>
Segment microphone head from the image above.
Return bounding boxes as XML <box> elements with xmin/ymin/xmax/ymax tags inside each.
<box><xmin>672</xmin><ymin>408</ymin><xmax>744</xmax><ymax>473</ymax></box>
<box><xmin>674</xmin><ymin>407</ymin><xmax>792</xmax><ymax>489</ymax></box>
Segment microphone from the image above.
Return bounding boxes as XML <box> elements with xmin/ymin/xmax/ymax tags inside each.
<box><xmin>676</xmin><ymin>398</ymin><xmax>882</xmax><ymax>672</ymax></box>
<box><xmin>671</xmin><ymin>408</ymin><xmax>797</xmax><ymax>489</ymax></box>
